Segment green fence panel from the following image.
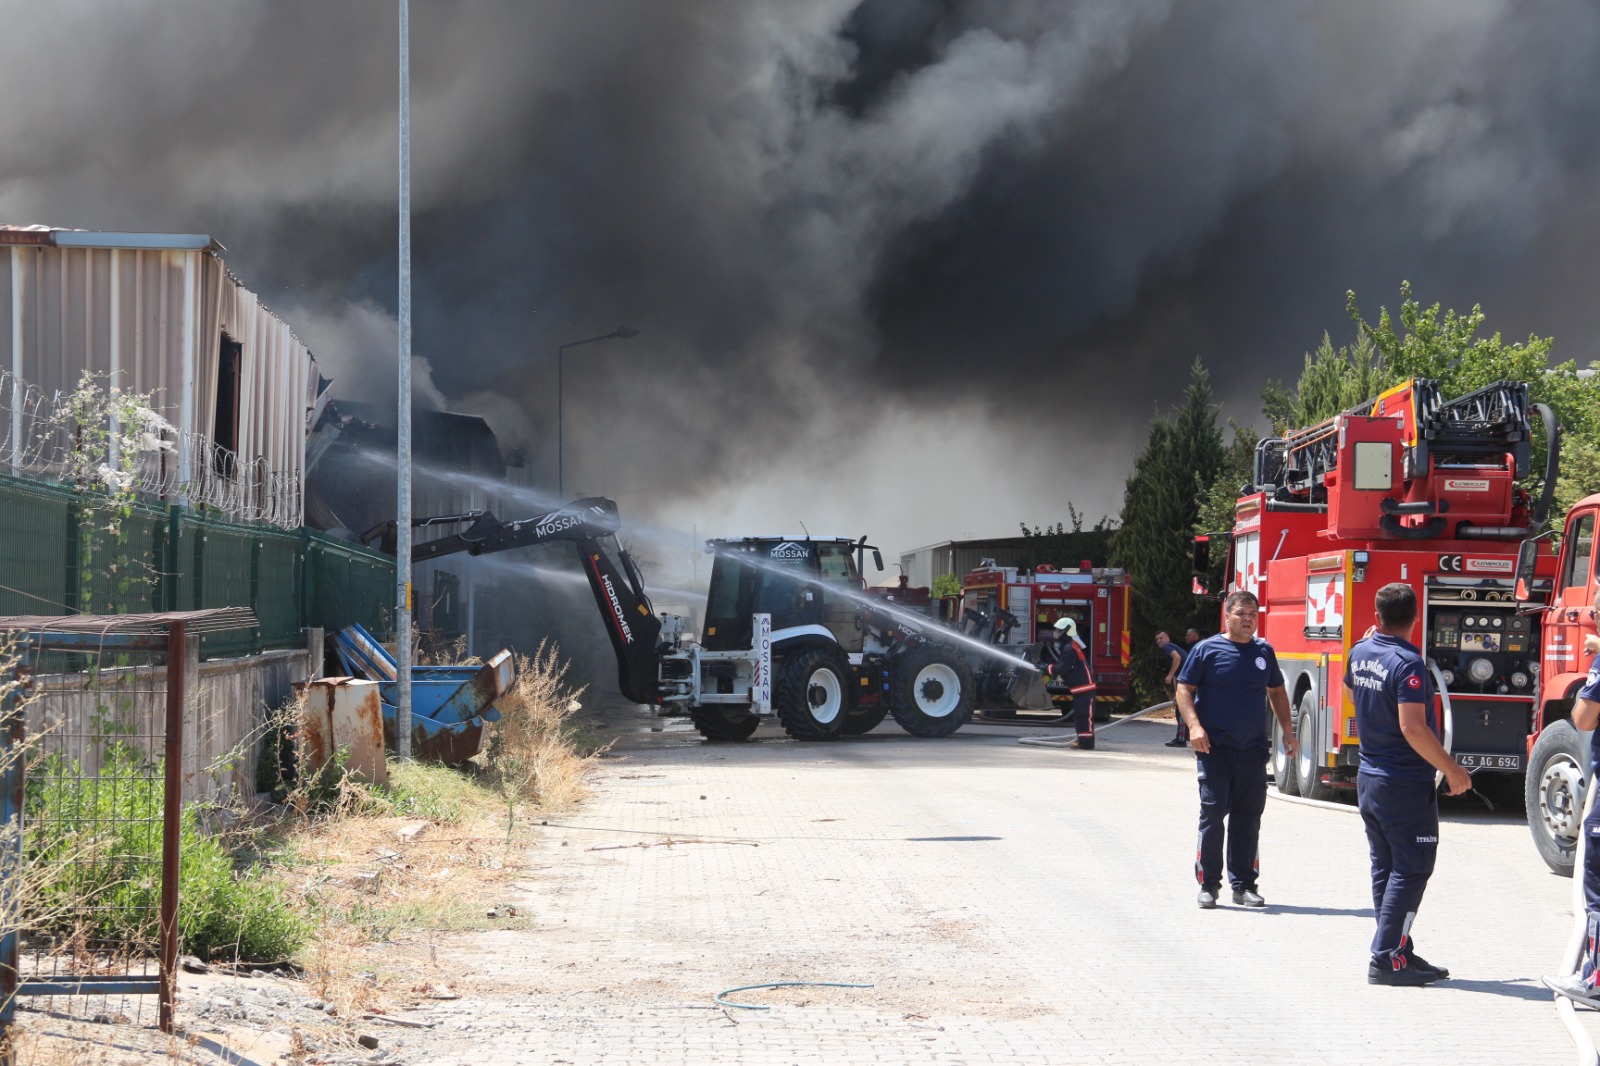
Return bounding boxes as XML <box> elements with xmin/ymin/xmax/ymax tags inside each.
<box><xmin>0</xmin><ymin>476</ymin><xmax>395</xmax><ymax>659</ymax></box>
<box><xmin>305</xmin><ymin>533</ymin><xmax>394</xmax><ymax>640</ymax></box>
<box><xmin>0</xmin><ymin>475</ymin><xmax>73</xmax><ymax>615</ymax></box>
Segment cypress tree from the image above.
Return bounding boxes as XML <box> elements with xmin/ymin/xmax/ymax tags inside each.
<box><xmin>1111</xmin><ymin>360</ymin><xmax>1225</xmax><ymax>704</ymax></box>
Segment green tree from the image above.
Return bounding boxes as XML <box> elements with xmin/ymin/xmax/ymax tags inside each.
<box><xmin>1112</xmin><ymin>360</ymin><xmax>1225</xmax><ymax>704</ymax></box>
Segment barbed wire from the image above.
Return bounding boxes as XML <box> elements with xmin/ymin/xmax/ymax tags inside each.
<box><xmin>0</xmin><ymin>370</ymin><xmax>301</xmax><ymax>529</ymax></box>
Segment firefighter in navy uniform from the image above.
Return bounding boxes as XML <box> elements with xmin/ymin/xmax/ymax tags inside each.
<box><xmin>1545</xmin><ymin>584</ymin><xmax>1600</xmax><ymax>1006</ymax></box>
<box><xmin>1041</xmin><ymin>617</ymin><xmax>1096</xmax><ymax>749</ymax></box>
<box><xmin>1346</xmin><ymin>582</ymin><xmax>1472</xmax><ymax>987</ymax></box>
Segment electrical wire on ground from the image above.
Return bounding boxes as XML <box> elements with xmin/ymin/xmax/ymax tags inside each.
<box><xmin>714</xmin><ymin>981</ymin><xmax>874</xmax><ymax>1011</ymax></box>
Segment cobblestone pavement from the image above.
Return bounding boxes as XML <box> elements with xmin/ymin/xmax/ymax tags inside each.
<box><xmin>281</xmin><ymin>711</ymin><xmax>1600</xmax><ymax>1064</ymax></box>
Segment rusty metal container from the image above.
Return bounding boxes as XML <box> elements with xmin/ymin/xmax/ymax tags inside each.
<box><xmin>297</xmin><ymin>677</ymin><xmax>388</xmax><ymax>785</ymax></box>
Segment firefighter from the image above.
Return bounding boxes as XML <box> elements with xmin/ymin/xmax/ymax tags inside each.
<box><xmin>1042</xmin><ymin>617</ymin><xmax>1096</xmax><ymax>749</ymax></box>
<box><xmin>1545</xmin><ymin>586</ymin><xmax>1600</xmax><ymax>1006</ymax></box>
<box><xmin>1156</xmin><ymin>630</ymin><xmax>1188</xmax><ymax>747</ymax></box>
<box><xmin>1346</xmin><ymin>582</ymin><xmax>1471</xmax><ymax>985</ymax></box>
<box><xmin>1175</xmin><ymin>590</ymin><xmax>1295</xmax><ymax>909</ymax></box>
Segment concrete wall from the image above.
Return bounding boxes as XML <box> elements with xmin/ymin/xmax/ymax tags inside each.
<box><xmin>25</xmin><ymin>631</ymin><xmax>320</xmax><ymax>804</ymax></box>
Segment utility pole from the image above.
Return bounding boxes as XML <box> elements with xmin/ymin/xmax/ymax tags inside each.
<box><xmin>395</xmin><ymin>0</ymin><xmax>413</xmax><ymax>758</ymax></box>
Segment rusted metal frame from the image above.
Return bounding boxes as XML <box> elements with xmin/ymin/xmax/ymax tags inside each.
<box><xmin>157</xmin><ymin>620</ymin><xmax>182</xmax><ymax>1033</ymax></box>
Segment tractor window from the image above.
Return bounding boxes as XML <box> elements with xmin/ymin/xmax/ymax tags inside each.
<box><xmin>752</xmin><ymin>563</ymin><xmax>807</xmax><ymax>617</ymax></box>
<box><xmin>1562</xmin><ymin>514</ymin><xmax>1595</xmax><ymax>592</ymax></box>
<box><xmin>816</xmin><ymin>544</ymin><xmax>857</xmax><ymax>586</ymax></box>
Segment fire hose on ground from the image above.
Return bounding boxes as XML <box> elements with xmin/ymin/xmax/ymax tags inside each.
<box><xmin>1016</xmin><ymin>698</ymin><xmax>1176</xmax><ymax>748</ymax></box>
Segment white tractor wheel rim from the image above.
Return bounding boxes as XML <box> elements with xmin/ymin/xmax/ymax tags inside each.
<box><xmin>807</xmin><ymin>668</ymin><xmax>843</xmax><ymax>725</ymax></box>
<box><xmin>1539</xmin><ymin>754</ymin><xmax>1584</xmax><ymax>843</ymax></box>
<box><xmin>913</xmin><ymin>663</ymin><xmax>962</xmax><ymax>718</ymax></box>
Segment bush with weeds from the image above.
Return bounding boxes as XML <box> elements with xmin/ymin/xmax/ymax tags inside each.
<box><xmin>482</xmin><ymin>640</ymin><xmax>593</xmax><ymax>810</ymax></box>
<box><xmin>26</xmin><ymin>743</ymin><xmax>306</xmax><ymax>961</ymax></box>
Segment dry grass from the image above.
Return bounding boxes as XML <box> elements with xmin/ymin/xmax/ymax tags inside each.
<box><xmin>480</xmin><ymin>639</ymin><xmax>599</xmax><ymax>812</ymax></box>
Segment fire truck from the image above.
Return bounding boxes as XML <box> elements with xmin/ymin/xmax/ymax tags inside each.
<box><xmin>1203</xmin><ymin>378</ymin><xmax>1559</xmax><ymax>803</ymax></box>
<box><xmin>958</xmin><ymin>560</ymin><xmax>1133</xmax><ymax>711</ymax></box>
<box><xmin>1516</xmin><ymin>492</ymin><xmax>1600</xmax><ymax>875</ymax></box>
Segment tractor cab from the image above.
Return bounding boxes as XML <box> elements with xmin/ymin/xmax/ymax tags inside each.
<box><xmin>700</xmin><ymin>537</ymin><xmax>873</xmax><ymax>653</ymax></box>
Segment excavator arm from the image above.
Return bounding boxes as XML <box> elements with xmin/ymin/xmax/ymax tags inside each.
<box><xmin>362</xmin><ymin>497</ymin><xmax>662</xmax><ymax>705</ymax></box>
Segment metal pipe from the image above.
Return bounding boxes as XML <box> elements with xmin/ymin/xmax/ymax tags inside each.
<box><xmin>1263</xmin><ymin>500</ymin><xmax>1327</xmax><ymax>513</ymax></box>
<box><xmin>1455</xmin><ymin>525</ymin><xmax>1532</xmax><ymax>539</ymax></box>
<box><xmin>158</xmin><ymin>620</ymin><xmax>185</xmax><ymax>1034</ymax></box>
<box><xmin>395</xmin><ymin>0</ymin><xmax>413</xmax><ymax>757</ymax></box>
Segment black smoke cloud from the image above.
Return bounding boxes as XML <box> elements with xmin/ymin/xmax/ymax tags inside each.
<box><xmin>4</xmin><ymin>0</ymin><xmax>1600</xmax><ymax>558</ymax></box>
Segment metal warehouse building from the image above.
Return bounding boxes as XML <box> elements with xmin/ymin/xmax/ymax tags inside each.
<box><xmin>0</xmin><ymin>225</ymin><xmax>323</xmax><ymax>527</ymax></box>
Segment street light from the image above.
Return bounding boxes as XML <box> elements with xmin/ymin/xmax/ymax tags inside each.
<box><xmin>557</xmin><ymin>326</ymin><xmax>639</xmax><ymax>500</ymax></box>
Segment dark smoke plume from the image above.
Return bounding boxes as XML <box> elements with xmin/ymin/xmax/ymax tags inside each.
<box><xmin>4</xmin><ymin>0</ymin><xmax>1600</xmax><ymax>559</ymax></box>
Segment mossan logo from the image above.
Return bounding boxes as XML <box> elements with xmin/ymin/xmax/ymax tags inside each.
<box><xmin>535</xmin><ymin>513</ymin><xmax>581</xmax><ymax>538</ymax></box>
<box><xmin>769</xmin><ymin>542</ymin><xmax>810</xmax><ymax>560</ymax></box>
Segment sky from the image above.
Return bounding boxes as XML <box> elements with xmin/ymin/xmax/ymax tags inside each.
<box><xmin>4</xmin><ymin>0</ymin><xmax>1600</xmax><ymax>564</ymax></box>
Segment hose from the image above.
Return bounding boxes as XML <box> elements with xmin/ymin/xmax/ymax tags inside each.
<box><xmin>1555</xmin><ymin>782</ymin><xmax>1600</xmax><ymax>1066</ymax></box>
<box><xmin>1017</xmin><ymin>699</ymin><xmax>1175</xmax><ymax>747</ymax></box>
<box><xmin>714</xmin><ymin>981</ymin><xmax>874</xmax><ymax>1010</ymax></box>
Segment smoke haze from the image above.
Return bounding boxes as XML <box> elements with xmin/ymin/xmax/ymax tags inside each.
<box><xmin>4</xmin><ymin>0</ymin><xmax>1600</xmax><ymax>559</ymax></box>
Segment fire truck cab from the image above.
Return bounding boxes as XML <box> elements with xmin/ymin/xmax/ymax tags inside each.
<box><xmin>1215</xmin><ymin>379</ymin><xmax>1559</xmax><ymax>804</ymax></box>
<box><xmin>1516</xmin><ymin>493</ymin><xmax>1600</xmax><ymax>874</ymax></box>
<box><xmin>959</xmin><ymin>560</ymin><xmax>1132</xmax><ymax>704</ymax></box>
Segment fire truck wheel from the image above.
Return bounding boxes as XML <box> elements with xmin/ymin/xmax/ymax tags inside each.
<box><xmin>890</xmin><ymin>647</ymin><xmax>975</xmax><ymax>738</ymax></box>
<box><xmin>774</xmin><ymin>647</ymin><xmax>852</xmax><ymax>742</ymax></box>
<box><xmin>688</xmin><ymin>705</ymin><xmax>760</xmax><ymax>742</ymax></box>
<box><xmin>1271</xmin><ymin>715</ymin><xmax>1300</xmax><ymax>797</ymax></box>
<box><xmin>842</xmin><ymin>704</ymin><xmax>889</xmax><ymax>735</ymax></box>
<box><xmin>1295</xmin><ymin>694</ymin><xmax>1336</xmax><ymax>802</ymax></box>
<box><xmin>1526</xmin><ymin>719</ymin><xmax>1586</xmax><ymax>877</ymax></box>
<box><xmin>1092</xmin><ymin>700</ymin><xmax>1113</xmax><ymax>724</ymax></box>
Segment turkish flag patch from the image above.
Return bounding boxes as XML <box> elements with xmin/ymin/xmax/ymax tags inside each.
<box><xmin>1406</xmin><ymin>674</ymin><xmax>1422</xmax><ymax>689</ymax></box>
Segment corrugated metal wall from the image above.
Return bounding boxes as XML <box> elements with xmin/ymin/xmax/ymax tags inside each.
<box><xmin>0</xmin><ymin>244</ymin><xmax>313</xmax><ymax>526</ymax></box>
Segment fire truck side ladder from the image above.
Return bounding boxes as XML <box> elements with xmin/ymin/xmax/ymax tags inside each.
<box><xmin>1251</xmin><ymin>380</ymin><xmax>1557</xmax><ymax>535</ymax></box>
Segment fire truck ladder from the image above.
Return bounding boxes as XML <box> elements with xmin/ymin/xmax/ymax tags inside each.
<box><xmin>1255</xmin><ymin>380</ymin><xmax>1529</xmax><ymax>497</ymax></box>
<box><xmin>1251</xmin><ymin>379</ymin><xmax>1558</xmax><ymax>537</ymax></box>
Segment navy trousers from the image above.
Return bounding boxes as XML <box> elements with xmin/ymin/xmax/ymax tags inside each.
<box><xmin>1194</xmin><ymin>746</ymin><xmax>1267</xmax><ymax>891</ymax></box>
<box><xmin>1072</xmin><ymin>695</ymin><xmax>1095</xmax><ymax>748</ymax></box>
<box><xmin>1357</xmin><ymin>773</ymin><xmax>1439</xmax><ymax>962</ymax></box>
<box><xmin>1575</xmin><ymin>800</ymin><xmax>1600</xmax><ymax>989</ymax></box>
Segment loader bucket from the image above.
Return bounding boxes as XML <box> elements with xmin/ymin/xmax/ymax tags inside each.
<box><xmin>1004</xmin><ymin>668</ymin><xmax>1055</xmax><ymax>712</ymax></box>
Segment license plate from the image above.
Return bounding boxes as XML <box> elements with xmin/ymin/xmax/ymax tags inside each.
<box><xmin>1455</xmin><ymin>752</ymin><xmax>1522</xmax><ymax>771</ymax></box>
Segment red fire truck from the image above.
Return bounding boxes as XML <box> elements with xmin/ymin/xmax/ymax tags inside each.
<box><xmin>1204</xmin><ymin>379</ymin><xmax>1559</xmax><ymax>804</ymax></box>
<box><xmin>958</xmin><ymin>560</ymin><xmax>1133</xmax><ymax>705</ymax></box>
<box><xmin>1516</xmin><ymin>492</ymin><xmax>1600</xmax><ymax>874</ymax></box>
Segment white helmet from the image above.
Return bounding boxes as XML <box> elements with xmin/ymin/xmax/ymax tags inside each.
<box><xmin>1053</xmin><ymin>617</ymin><xmax>1078</xmax><ymax>639</ymax></box>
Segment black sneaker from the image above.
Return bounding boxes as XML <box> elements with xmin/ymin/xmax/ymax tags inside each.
<box><xmin>1197</xmin><ymin>888</ymin><xmax>1218</xmax><ymax>910</ymax></box>
<box><xmin>1232</xmin><ymin>887</ymin><xmax>1265</xmax><ymax>908</ymax></box>
<box><xmin>1402</xmin><ymin>948</ymin><xmax>1449</xmax><ymax>980</ymax></box>
<box><xmin>1164</xmin><ymin>738</ymin><xmax>1188</xmax><ymax>748</ymax></box>
<box><xmin>1545</xmin><ymin>974</ymin><xmax>1600</xmax><ymax>1007</ymax></box>
<box><xmin>1368</xmin><ymin>958</ymin><xmax>1443</xmax><ymax>986</ymax></box>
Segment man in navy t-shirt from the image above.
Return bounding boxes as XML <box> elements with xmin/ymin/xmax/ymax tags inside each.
<box><xmin>1176</xmin><ymin>590</ymin><xmax>1295</xmax><ymax>910</ymax></box>
<box><xmin>1546</xmin><ymin>584</ymin><xmax>1600</xmax><ymax>1006</ymax></box>
<box><xmin>1346</xmin><ymin>582</ymin><xmax>1471</xmax><ymax>987</ymax></box>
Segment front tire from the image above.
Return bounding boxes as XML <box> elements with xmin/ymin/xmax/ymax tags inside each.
<box><xmin>775</xmin><ymin>647</ymin><xmax>852</xmax><ymax>741</ymax></box>
<box><xmin>1295</xmin><ymin>692</ymin><xmax>1336</xmax><ymax>801</ymax></box>
<box><xmin>689</xmin><ymin>705</ymin><xmax>760</xmax><ymax>742</ymax></box>
<box><xmin>891</xmin><ymin>647</ymin><xmax>975</xmax><ymax>738</ymax></box>
<box><xmin>1527</xmin><ymin>719</ymin><xmax>1588</xmax><ymax>877</ymax></box>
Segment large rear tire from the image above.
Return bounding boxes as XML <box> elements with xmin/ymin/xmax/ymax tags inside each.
<box><xmin>775</xmin><ymin>647</ymin><xmax>851</xmax><ymax>741</ymax></box>
<box><xmin>1527</xmin><ymin>719</ymin><xmax>1587</xmax><ymax>877</ymax></box>
<box><xmin>1295</xmin><ymin>692</ymin><xmax>1336</xmax><ymax>801</ymax></box>
<box><xmin>689</xmin><ymin>705</ymin><xmax>760</xmax><ymax>742</ymax></box>
<box><xmin>890</xmin><ymin>647</ymin><xmax>975</xmax><ymax>738</ymax></box>
<box><xmin>1272</xmin><ymin>713</ymin><xmax>1300</xmax><ymax>796</ymax></box>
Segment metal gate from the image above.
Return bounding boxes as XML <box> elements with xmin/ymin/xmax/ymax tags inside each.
<box><xmin>0</xmin><ymin>609</ymin><xmax>254</xmax><ymax>1036</ymax></box>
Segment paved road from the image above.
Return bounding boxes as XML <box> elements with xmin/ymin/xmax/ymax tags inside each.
<box><xmin>397</xmin><ymin>709</ymin><xmax>1594</xmax><ymax>1065</ymax></box>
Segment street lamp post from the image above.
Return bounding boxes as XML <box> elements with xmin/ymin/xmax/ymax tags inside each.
<box><xmin>557</xmin><ymin>327</ymin><xmax>638</xmax><ymax>499</ymax></box>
